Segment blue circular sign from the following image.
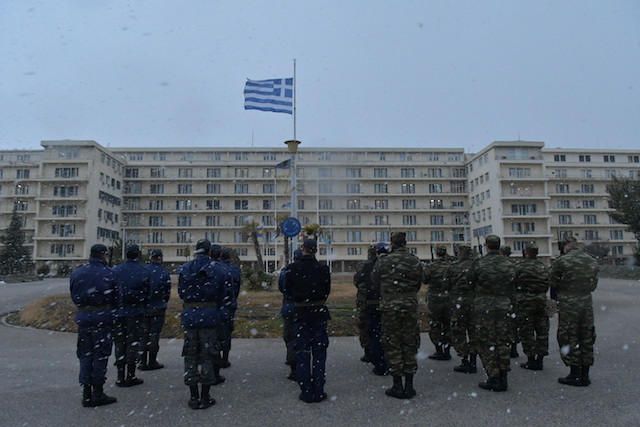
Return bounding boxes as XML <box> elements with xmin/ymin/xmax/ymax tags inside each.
<box><xmin>281</xmin><ymin>217</ymin><xmax>301</xmax><ymax>237</ymax></box>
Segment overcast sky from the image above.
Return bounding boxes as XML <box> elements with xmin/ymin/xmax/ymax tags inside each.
<box><xmin>1</xmin><ymin>1</ymin><xmax>638</xmax><ymax>153</ymax></box>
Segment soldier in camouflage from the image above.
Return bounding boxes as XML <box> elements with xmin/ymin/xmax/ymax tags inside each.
<box><xmin>423</xmin><ymin>245</ymin><xmax>453</xmax><ymax>361</ymax></box>
<box><xmin>469</xmin><ymin>235</ymin><xmax>516</xmax><ymax>392</ymax></box>
<box><xmin>446</xmin><ymin>245</ymin><xmax>478</xmax><ymax>373</ymax></box>
<box><xmin>501</xmin><ymin>245</ymin><xmax>520</xmax><ymax>359</ymax></box>
<box><xmin>550</xmin><ymin>235</ymin><xmax>599</xmax><ymax>387</ymax></box>
<box><xmin>515</xmin><ymin>242</ymin><xmax>550</xmax><ymax>370</ymax></box>
<box><xmin>371</xmin><ymin>232</ymin><xmax>423</xmax><ymax>399</ymax></box>
<box><xmin>353</xmin><ymin>248</ymin><xmax>373</xmax><ymax>363</ymax></box>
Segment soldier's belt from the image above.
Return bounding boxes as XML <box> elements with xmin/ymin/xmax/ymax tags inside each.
<box><xmin>183</xmin><ymin>301</ymin><xmax>218</xmax><ymax>309</ymax></box>
<box><xmin>365</xmin><ymin>299</ymin><xmax>381</xmax><ymax>305</ymax></box>
<box><xmin>294</xmin><ymin>300</ymin><xmax>326</xmax><ymax>307</ymax></box>
<box><xmin>77</xmin><ymin>304</ymin><xmax>112</xmax><ymax>312</ymax></box>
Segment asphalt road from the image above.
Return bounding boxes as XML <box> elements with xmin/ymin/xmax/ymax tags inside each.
<box><xmin>0</xmin><ymin>277</ymin><xmax>638</xmax><ymax>427</ymax></box>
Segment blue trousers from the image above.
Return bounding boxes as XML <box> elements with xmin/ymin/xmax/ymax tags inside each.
<box><xmin>366</xmin><ymin>307</ymin><xmax>387</xmax><ymax>373</ymax></box>
<box><xmin>294</xmin><ymin>319</ymin><xmax>328</xmax><ymax>400</ymax></box>
<box><xmin>77</xmin><ymin>325</ymin><xmax>113</xmax><ymax>385</ymax></box>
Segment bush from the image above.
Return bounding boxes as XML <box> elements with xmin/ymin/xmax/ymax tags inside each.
<box><xmin>37</xmin><ymin>265</ymin><xmax>50</xmax><ymax>277</ymax></box>
<box><xmin>242</xmin><ymin>266</ymin><xmax>273</xmax><ymax>291</ymax></box>
<box><xmin>56</xmin><ymin>263</ymin><xmax>73</xmax><ymax>277</ymax></box>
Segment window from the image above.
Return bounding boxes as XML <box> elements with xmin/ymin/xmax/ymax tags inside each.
<box><xmin>431</xmin><ymin>231</ymin><xmax>445</xmax><ymax>241</ymax></box>
<box><xmin>374</xmin><ymin>183</ymin><xmax>388</xmax><ymax>193</ymax></box>
<box><xmin>13</xmin><ymin>200</ymin><xmax>27</xmax><ymax>211</ymax></box>
<box><xmin>149</xmin><ymin>232</ymin><xmax>163</xmax><ymax>244</ymax></box>
<box><xmin>511</xmin><ymin>222</ymin><xmax>535</xmax><ymax>234</ymax></box>
<box><xmin>406</xmin><ymin>231</ymin><xmax>417</xmax><ymax>242</ymax></box>
<box><xmin>584</xmin><ymin>230</ymin><xmax>599</xmax><ymax>240</ymax></box>
<box><xmin>430</xmin><ymin>215</ymin><xmax>444</xmax><ymax>225</ymax></box>
<box><xmin>319</xmin><ymin>199</ymin><xmax>333</xmax><ymax>210</ymax></box>
<box><xmin>235</xmin><ymin>152</ymin><xmax>248</xmax><ymax>161</ymax></box>
<box><xmin>581</xmin><ymin>184</ymin><xmax>595</xmax><ymax>194</ymax></box>
<box><xmin>207</xmin><ymin>183</ymin><xmax>221</xmax><ymax>194</ymax></box>
<box><xmin>400</xmin><ymin>153</ymin><xmax>413</xmax><ymax>161</ymax></box>
<box><xmin>375</xmin><ymin>231</ymin><xmax>390</xmax><ymax>242</ymax></box>
<box><xmin>404</xmin><ymin>199</ymin><xmax>418</xmax><ymax>209</ymax></box>
<box><xmin>180</xmin><ymin>152</ymin><xmax>194</xmax><ymax>161</ymax></box>
<box><xmin>150</xmin><ymin>168</ymin><xmax>165</xmax><ymax>178</ymax></box>
<box><xmin>374</xmin><ymin>199</ymin><xmax>388</xmax><ymax>209</ymax></box>
<box><xmin>403</xmin><ymin>215</ymin><xmax>417</xmax><ymax>225</ymax></box>
<box><xmin>508</xmin><ymin>167</ymin><xmax>531</xmax><ymax>178</ymax></box>
<box><xmin>429</xmin><ymin>183</ymin><xmax>443</xmax><ymax>193</ymax></box>
<box><xmin>318</xmin><ymin>183</ymin><xmax>333</xmax><ymax>193</ymax></box>
<box><xmin>234</xmin><ymin>200</ymin><xmax>248</xmax><ymax>210</ymax></box>
<box><xmin>206</xmin><ymin>200</ymin><xmax>221</xmax><ymax>210</ymax></box>
<box><xmin>374</xmin><ymin>168</ymin><xmax>388</xmax><ymax>178</ymax></box>
<box><xmin>579</xmin><ymin>155</ymin><xmax>591</xmax><ymax>162</ymax></box>
<box><xmin>207</xmin><ymin>168</ymin><xmax>221</xmax><ymax>178</ymax></box>
<box><xmin>611</xmin><ymin>245</ymin><xmax>624</xmax><ymax>255</ymax></box>
<box><xmin>55</xmin><ymin>167</ymin><xmax>80</xmax><ymax>178</ymax></box>
<box><xmin>234</xmin><ymin>168</ymin><xmax>248</xmax><ymax>178</ymax></box>
<box><xmin>628</xmin><ymin>155</ymin><xmax>640</xmax><ymax>163</ymax></box>
<box><xmin>347</xmin><ymin>183</ymin><xmax>360</xmax><ymax>194</ymax></box>
<box><xmin>347</xmin><ymin>215</ymin><xmax>361</xmax><ymax>225</ymax></box>
<box><xmin>604</xmin><ymin>170</ymin><xmax>617</xmax><ymax>178</ymax></box>
<box><xmin>50</xmin><ymin>243</ymin><xmax>75</xmax><ymax>256</ymax></box>
<box><xmin>150</xmin><ymin>184</ymin><xmax>164</xmax><ymax>194</ymax></box>
<box><xmin>263</xmin><ymin>200</ymin><xmax>274</xmax><ymax>210</ymax></box>
<box><xmin>234</xmin><ymin>216</ymin><xmax>249</xmax><ymax>226</ymax></box>
<box><xmin>206</xmin><ymin>215</ymin><xmax>220</xmax><ymax>226</ymax></box>
<box><xmin>378</xmin><ymin>152</ymin><xmax>387</xmax><ymax>161</ymax></box>
<box><xmin>318</xmin><ymin>167</ymin><xmax>332</xmax><ymax>178</ymax></box>
<box><xmin>235</xmin><ymin>184</ymin><xmax>249</xmax><ymax>194</ymax></box>
<box><xmin>452</xmin><ymin>168</ymin><xmax>466</xmax><ymax>178</ymax></box>
<box><xmin>450</xmin><ymin>181</ymin><xmax>466</xmax><ymax>193</ymax></box>
<box><xmin>149</xmin><ymin>216</ymin><xmax>164</xmax><ymax>227</ymax></box>
<box><xmin>556</xmin><ymin>184</ymin><xmax>570</xmax><ymax>194</ymax></box>
<box><xmin>374</xmin><ymin>215</ymin><xmax>389</xmax><ymax>225</ymax></box>
<box><xmin>177</xmin><ymin>216</ymin><xmax>192</xmax><ymax>226</ymax></box>
<box><xmin>610</xmin><ymin>230</ymin><xmax>623</xmax><ymax>240</ymax></box>
<box><xmin>555</xmin><ymin>169</ymin><xmax>568</xmax><ymax>178</ymax></box>
<box><xmin>347</xmin><ymin>247</ymin><xmax>362</xmax><ymax>256</ymax></box>
<box><xmin>178</xmin><ymin>184</ymin><xmax>193</xmax><ymax>194</ymax></box>
<box><xmin>584</xmin><ymin>214</ymin><xmax>597</xmax><ymax>225</ymax></box>
<box><xmin>604</xmin><ymin>155</ymin><xmax>616</xmax><ymax>163</ymax></box>
<box><xmin>347</xmin><ymin>199</ymin><xmax>360</xmax><ymax>209</ymax></box>
<box><xmin>346</xmin><ymin>168</ymin><xmax>361</xmax><ymax>178</ymax></box>
<box><xmin>557</xmin><ymin>200</ymin><xmax>571</xmax><ymax>209</ymax></box>
<box><xmin>558</xmin><ymin>215</ymin><xmax>572</xmax><ymax>224</ymax></box>
<box><xmin>53</xmin><ymin>185</ymin><xmax>79</xmax><ymax>197</ymax></box>
<box><xmin>52</xmin><ymin>205</ymin><xmax>77</xmax><ymax>217</ymax></box>
<box><xmin>125</xmin><ymin>168</ymin><xmax>139</xmax><ymax>178</ymax></box>
<box><xmin>429</xmin><ymin>199</ymin><xmax>443</xmax><ymax>209</ymax></box>
<box><xmin>262</xmin><ymin>215</ymin><xmax>274</xmax><ymax>226</ymax></box>
<box><xmin>176</xmin><ymin>200</ymin><xmax>192</xmax><ymax>210</ymax></box>
<box><xmin>263</xmin><ymin>183</ymin><xmax>275</xmax><ymax>194</ymax></box>
<box><xmin>553</xmin><ymin>154</ymin><xmax>566</xmax><ymax>162</ymax></box>
<box><xmin>16</xmin><ymin>169</ymin><xmax>30</xmax><ymax>179</ymax></box>
<box><xmin>319</xmin><ymin>215</ymin><xmax>333</xmax><ymax>226</ymax></box>
<box><xmin>149</xmin><ymin>200</ymin><xmax>164</xmax><ymax>210</ymax></box>
<box><xmin>178</xmin><ymin>168</ymin><xmax>193</xmax><ymax>178</ymax></box>
<box><xmin>428</xmin><ymin>168</ymin><xmax>443</xmax><ymax>178</ymax></box>
<box><xmin>402</xmin><ymin>183</ymin><xmax>416</xmax><ymax>194</ymax></box>
<box><xmin>347</xmin><ymin>231</ymin><xmax>362</xmax><ymax>242</ymax></box>
<box><xmin>582</xmin><ymin>200</ymin><xmax>595</xmax><ymax>209</ymax></box>
<box><xmin>401</xmin><ymin>168</ymin><xmax>415</xmax><ymax>178</ymax></box>
<box><xmin>208</xmin><ymin>152</ymin><xmax>221</xmax><ymax>161</ymax></box>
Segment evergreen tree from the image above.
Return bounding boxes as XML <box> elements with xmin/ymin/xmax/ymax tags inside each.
<box><xmin>607</xmin><ymin>177</ymin><xmax>640</xmax><ymax>238</ymax></box>
<box><xmin>0</xmin><ymin>207</ymin><xmax>33</xmax><ymax>274</ymax></box>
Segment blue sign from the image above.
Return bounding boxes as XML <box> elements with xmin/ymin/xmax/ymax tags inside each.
<box><xmin>281</xmin><ymin>217</ymin><xmax>301</xmax><ymax>237</ymax></box>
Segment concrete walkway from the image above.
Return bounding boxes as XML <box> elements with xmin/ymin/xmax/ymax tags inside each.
<box><xmin>0</xmin><ymin>278</ymin><xmax>638</xmax><ymax>426</ymax></box>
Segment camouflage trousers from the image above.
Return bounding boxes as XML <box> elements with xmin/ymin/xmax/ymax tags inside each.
<box><xmin>516</xmin><ymin>295</ymin><xmax>549</xmax><ymax>358</ymax></box>
<box><xmin>356</xmin><ymin>294</ymin><xmax>369</xmax><ymax>352</ymax></box>
<box><xmin>182</xmin><ymin>327</ymin><xmax>223</xmax><ymax>386</ymax></box>
<box><xmin>557</xmin><ymin>294</ymin><xmax>595</xmax><ymax>366</ymax></box>
<box><xmin>450</xmin><ymin>293</ymin><xmax>476</xmax><ymax>357</ymax></box>
<box><xmin>381</xmin><ymin>308</ymin><xmax>420</xmax><ymax>376</ymax></box>
<box><xmin>427</xmin><ymin>294</ymin><xmax>451</xmax><ymax>348</ymax></box>
<box><xmin>474</xmin><ymin>295</ymin><xmax>511</xmax><ymax>378</ymax></box>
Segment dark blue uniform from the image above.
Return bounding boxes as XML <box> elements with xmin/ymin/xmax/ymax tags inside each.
<box><xmin>140</xmin><ymin>260</ymin><xmax>171</xmax><ymax>368</ymax></box>
<box><xmin>178</xmin><ymin>254</ymin><xmax>229</xmax><ymax>387</ymax></box>
<box><xmin>220</xmin><ymin>257</ymin><xmax>241</xmax><ymax>364</ymax></box>
<box><xmin>284</xmin><ymin>252</ymin><xmax>331</xmax><ymax>403</ymax></box>
<box><xmin>279</xmin><ymin>265</ymin><xmax>296</xmax><ymax>367</ymax></box>
<box><xmin>113</xmin><ymin>258</ymin><xmax>150</xmax><ymax>378</ymax></box>
<box><xmin>70</xmin><ymin>255</ymin><xmax>118</xmax><ymax>387</ymax></box>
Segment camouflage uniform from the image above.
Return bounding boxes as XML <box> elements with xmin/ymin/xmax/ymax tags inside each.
<box><xmin>500</xmin><ymin>246</ymin><xmax>519</xmax><ymax>357</ymax></box>
<box><xmin>469</xmin><ymin>236</ymin><xmax>516</xmax><ymax>390</ymax></box>
<box><xmin>423</xmin><ymin>247</ymin><xmax>452</xmax><ymax>359</ymax></box>
<box><xmin>550</xmin><ymin>237</ymin><xmax>598</xmax><ymax>386</ymax></box>
<box><xmin>371</xmin><ymin>233</ymin><xmax>422</xmax><ymax>399</ymax></box>
<box><xmin>446</xmin><ymin>250</ymin><xmax>477</xmax><ymax>366</ymax></box>
<box><xmin>353</xmin><ymin>254</ymin><xmax>371</xmax><ymax>361</ymax></box>
<box><xmin>515</xmin><ymin>246</ymin><xmax>550</xmax><ymax>368</ymax></box>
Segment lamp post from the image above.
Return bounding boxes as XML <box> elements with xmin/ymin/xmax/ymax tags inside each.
<box><xmin>284</xmin><ymin>140</ymin><xmax>301</xmax><ymax>263</ymax></box>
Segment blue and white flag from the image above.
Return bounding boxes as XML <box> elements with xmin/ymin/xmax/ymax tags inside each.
<box><xmin>275</xmin><ymin>159</ymin><xmax>291</xmax><ymax>169</ymax></box>
<box><xmin>244</xmin><ymin>78</ymin><xmax>294</xmax><ymax>114</ymax></box>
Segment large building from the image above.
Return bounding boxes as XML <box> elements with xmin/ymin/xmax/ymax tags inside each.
<box><xmin>0</xmin><ymin>139</ymin><xmax>638</xmax><ymax>272</ymax></box>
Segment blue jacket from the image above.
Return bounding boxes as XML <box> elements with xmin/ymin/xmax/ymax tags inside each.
<box><xmin>278</xmin><ymin>267</ymin><xmax>294</xmax><ymax>319</ymax></box>
<box><xmin>70</xmin><ymin>256</ymin><xmax>118</xmax><ymax>327</ymax></box>
<box><xmin>221</xmin><ymin>259</ymin><xmax>241</xmax><ymax>311</ymax></box>
<box><xmin>178</xmin><ymin>255</ymin><xmax>228</xmax><ymax>329</ymax></box>
<box><xmin>145</xmin><ymin>261</ymin><xmax>172</xmax><ymax>314</ymax></box>
<box><xmin>284</xmin><ymin>255</ymin><xmax>331</xmax><ymax>322</ymax></box>
<box><xmin>113</xmin><ymin>259</ymin><xmax>151</xmax><ymax>317</ymax></box>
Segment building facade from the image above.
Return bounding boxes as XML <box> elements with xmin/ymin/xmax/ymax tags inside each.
<box><xmin>0</xmin><ymin>139</ymin><xmax>637</xmax><ymax>272</ymax></box>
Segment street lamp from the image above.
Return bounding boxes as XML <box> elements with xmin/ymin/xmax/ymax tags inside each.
<box><xmin>284</xmin><ymin>140</ymin><xmax>301</xmax><ymax>221</ymax></box>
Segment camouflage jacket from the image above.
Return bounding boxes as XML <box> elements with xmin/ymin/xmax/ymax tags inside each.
<box><xmin>446</xmin><ymin>258</ymin><xmax>475</xmax><ymax>295</ymax></box>
<box><xmin>371</xmin><ymin>247</ymin><xmax>422</xmax><ymax>310</ymax></box>
<box><xmin>469</xmin><ymin>251</ymin><xmax>516</xmax><ymax>299</ymax></box>
<box><xmin>422</xmin><ymin>257</ymin><xmax>451</xmax><ymax>295</ymax></box>
<box><xmin>515</xmin><ymin>258</ymin><xmax>549</xmax><ymax>296</ymax></box>
<box><xmin>550</xmin><ymin>247</ymin><xmax>599</xmax><ymax>295</ymax></box>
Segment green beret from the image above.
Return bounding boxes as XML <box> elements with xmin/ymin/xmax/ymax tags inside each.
<box><xmin>390</xmin><ymin>232</ymin><xmax>407</xmax><ymax>246</ymax></box>
<box><xmin>485</xmin><ymin>235</ymin><xmax>501</xmax><ymax>245</ymax></box>
<box><xmin>563</xmin><ymin>235</ymin><xmax>578</xmax><ymax>244</ymax></box>
<box><xmin>525</xmin><ymin>241</ymin><xmax>538</xmax><ymax>250</ymax></box>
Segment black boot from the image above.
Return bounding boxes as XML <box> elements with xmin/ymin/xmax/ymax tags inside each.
<box><xmin>469</xmin><ymin>354</ymin><xmax>478</xmax><ymax>374</ymax></box>
<box><xmin>138</xmin><ymin>351</ymin><xmax>149</xmax><ymax>370</ymax></box>
<box><xmin>91</xmin><ymin>384</ymin><xmax>117</xmax><ymax>407</ymax></box>
<box><xmin>188</xmin><ymin>385</ymin><xmax>200</xmax><ymax>410</ymax></box>
<box><xmin>500</xmin><ymin>371</ymin><xmax>508</xmax><ymax>391</ymax></box>
<box><xmin>126</xmin><ymin>363</ymin><xmax>143</xmax><ymax>387</ymax></box>
<box><xmin>212</xmin><ymin>365</ymin><xmax>226</xmax><ymax>385</ymax></box>
<box><xmin>145</xmin><ymin>351</ymin><xmax>164</xmax><ymax>370</ymax></box>
<box><xmin>221</xmin><ymin>349</ymin><xmax>231</xmax><ymax>368</ymax></box>
<box><xmin>404</xmin><ymin>374</ymin><xmax>416</xmax><ymax>398</ymax></box>
<box><xmin>479</xmin><ymin>376</ymin><xmax>506</xmax><ymax>392</ymax></box>
<box><xmin>558</xmin><ymin>366</ymin><xmax>582</xmax><ymax>386</ymax></box>
<box><xmin>287</xmin><ymin>364</ymin><xmax>297</xmax><ymax>381</ymax></box>
<box><xmin>429</xmin><ymin>344</ymin><xmax>449</xmax><ymax>360</ymax></box>
<box><xmin>453</xmin><ymin>356</ymin><xmax>471</xmax><ymax>373</ymax></box>
<box><xmin>385</xmin><ymin>375</ymin><xmax>405</xmax><ymax>399</ymax></box>
<box><xmin>199</xmin><ymin>384</ymin><xmax>216</xmax><ymax>409</ymax></box>
<box><xmin>520</xmin><ymin>355</ymin><xmax>541</xmax><ymax>370</ymax></box>
<box><xmin>82</xmin><ymin>385</ymin><xmax>93</xmax><ymax>407</ymax></box>
<box><xmin>580</xmin><ymin>365</ymin><xmax>591</xmax><ymax>386</ymax></box>
<box><xmin>360</xmin><ymin>350</ymin><xmax>372</xmax><ymax>363</ymax></box>
<box><xmin>536</xmin><ymin>354</ymin><xmax>545</xmax><ymax>370</ymax></box>
<box><xmin>115</xmin><ymin>366</ymin><xmax>126</xmax><ymax>387</ymax></box>
<box><xmin>510</xmin><ymin>343</ymin><xmax>519</xmax><ymax>358</ymax></box>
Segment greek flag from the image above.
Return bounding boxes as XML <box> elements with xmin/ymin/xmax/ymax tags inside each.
<box><xmin>244</xmin><ymin>78</ymin><xmax>294</xmax><ymax>114</ymax></box>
